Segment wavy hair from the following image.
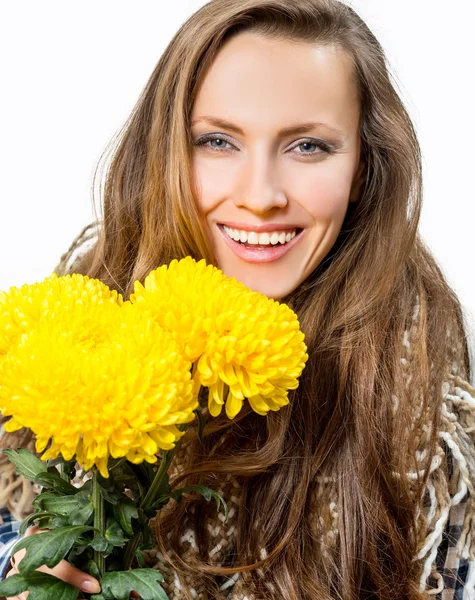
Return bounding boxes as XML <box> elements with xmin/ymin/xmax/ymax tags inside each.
<box><xmin>2</xmin><ymin>1</ymin><xmax>473</xmax><ymax>598</ymax></box>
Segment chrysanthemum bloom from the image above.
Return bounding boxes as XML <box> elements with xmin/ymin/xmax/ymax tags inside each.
<box><xmin>0</xmin><ymin>273</ymin><xmax>123</xmax><ymax>361</ymax></box>
<box><xmin>130</xmin><ymin>257</ymin><xmax>309</xmax><ymax>420</ymax></box>
<box><xmin>0</xmin><ymin>290</ymin><xmax>196</xmax><ymax>477</ymax></box>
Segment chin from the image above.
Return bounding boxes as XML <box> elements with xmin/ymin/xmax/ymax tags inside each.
<box><xmin>222</xmin><ymin>270</ymin><xmax>299</xmax><ymax>300</ymax></box>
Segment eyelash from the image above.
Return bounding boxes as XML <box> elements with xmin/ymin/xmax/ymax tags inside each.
<box><xmin>193</xmin><ymin>133</ymin><xmax>333</xmax><ymax>158</ymax></box>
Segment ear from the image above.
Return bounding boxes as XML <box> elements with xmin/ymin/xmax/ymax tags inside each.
<box><xmin>349</xmin><ymin>158</ymin><xmax>366</xmax><ymax>204</ymax></box>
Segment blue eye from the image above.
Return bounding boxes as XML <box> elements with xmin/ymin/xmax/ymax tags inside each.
<box><xmin>194</xmin><ymin>134</ymin><xmax>233</xmax><ymax>152</ymax></box>
<box><xmin>193</xmin><ymin>134</ymin><xmax>333</xmax><ymax>158</ymax></box>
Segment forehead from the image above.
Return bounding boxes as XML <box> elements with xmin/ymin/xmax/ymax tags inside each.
<box><xmin>192</xmin><ymin>32</ymin><xmax>360</xmax><ymax>137</ymax></box>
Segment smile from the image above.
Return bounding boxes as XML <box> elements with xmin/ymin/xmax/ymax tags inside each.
<box><xmin>222</xmin><ymin>225</ymin><xmax>298</xmax><ymax>246</ymax></box>
<box><xmin>217</xmin><ymin>224</ymin><xmax>304</xmax><ymax>264</ymax></box>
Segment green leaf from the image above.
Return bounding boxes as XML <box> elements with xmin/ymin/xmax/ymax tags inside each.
<box><xmin>167</xmin><ymin>485</ymin><xmax>229</xmax><ymax>522</ymax></box>
<box><xmin>100</xmin><ymin>487</ymin><xmax>123</xmax><ymax>505</ymax></box>
<box><xmin>193</xmin><ymin>408</ymin><xmax>206</xmax><ymax>442</ymax></box>
<box><xmin>13</xmin><ymin>525</ymin><xmax>94</xmax><ymax>574</ymax></box>
<box><xmin>0</xmin><ymin>571</ymin><xmax>79</xmax><ymax>600</ymax></box>
<box><xmin>2</xmin><ymin>448</ymin><xmax>48</xmax><ymax>481</ymax></box>
<box><xmin>35</xmin><ymin>471</ymin><xmax>78</xmax><ymax>494</ymax></box>
<box><xmin>33</xmin><ymin>491</ymin><xmax>94</xmax><ymax>526</ymax></box>
<box><xmin>105</xmin><ymin>517</ymin><xmax>127</xmax><ymax>547</ymax></box>
<box><xmin>100</xmin><ymin>569</ymin><xmax>167</xmax><ymax>600</ymax></box>
<box><xmin>19</xmin><ymin>511</ymin><xmax>57</xmax><ymax>535</ymax></box>
<box><xmin>113</xmin><ymin>499</ymin><xmax>139</xmax><ymax>536</ymax></box>
<box><xmin>135</xmin><ymin>549</ymin><xmax>146</xmax><ymax>567</ymax></box>
<box><xmin>91</xmin><ymin>533</ymin><xmax>112</xmax><ymax>554</ymax></box>
<box><xmin>51</xmin><ymin>515</ymin><xmax>72</xmax><ymax>528</ymax></box>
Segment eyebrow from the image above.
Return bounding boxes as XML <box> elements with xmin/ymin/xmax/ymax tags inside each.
<box><xmin>191</xmin><ymin>116</ymin><xmax>346</xmax><ymax>138</ymax></box>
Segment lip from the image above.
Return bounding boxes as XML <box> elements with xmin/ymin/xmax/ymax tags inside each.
<box><xmin>219</xmin><ymin>221</ymin><xmax>302</xmax><ymax>233</ymax></box>
<box><xmin>216</xmin><ymin>223</ymin><xmax>304</xmax><ymax>264</ymax></box>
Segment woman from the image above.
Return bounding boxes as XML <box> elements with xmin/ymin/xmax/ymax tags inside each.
<box><xmin>1</xmin><ymin>0</ymin><xmax>475</xmax><ymax>598</ymax></box>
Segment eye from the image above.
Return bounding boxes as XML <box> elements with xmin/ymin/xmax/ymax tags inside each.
<box><xmin>289</xmin><ymin>139</ymin><xmax>333</xmax><ymax>157</ymax></box>
<box><xmin>193</xmin><ymin>134</ymin><xmax>334</xmax><ymax>158</ymax></box>
<box><xmin>194</xmin><ymin>134</ymin><xmax>235</xmax><ymax>153</ymax></box>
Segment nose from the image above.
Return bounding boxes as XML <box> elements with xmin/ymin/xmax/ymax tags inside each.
<box><xmin>233</xmin><ymin>151</ymin><xmax>288</xmax><ymax>214</ymax></box>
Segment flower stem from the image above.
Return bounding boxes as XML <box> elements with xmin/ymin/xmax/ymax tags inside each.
<box><xmin>140</xmin><ymin>445</ymin><xmax>179</xmax><ymax>511</ymax></box>
<box><xmin>123</xmin><ymin>532</ymin><xmax>142</xmax><ymax>571</ymax></box>
<box><xmin>92</xmin><ymin>470</ymin><xmax>106</xmax><ymax>577</ymax></box>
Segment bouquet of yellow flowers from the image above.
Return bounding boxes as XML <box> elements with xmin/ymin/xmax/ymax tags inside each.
<box><xmin>0</xmin><ymin>257</ymin><xmax>308</xmax><ymax>600</ymax></box>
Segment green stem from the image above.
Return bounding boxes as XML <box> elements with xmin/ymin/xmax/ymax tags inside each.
<box><xmin>121</xmin><ymin>445</ymin><xmax>182</xmax><ymax>572</ymax></box>
<box><xmin>140</xmin><ymin>441</ymin><xmax>182</xmax><ymax>512</ymax></box>
<box><xmin>123</xmin><ymin>532</ymin><xmax>142</xmax><ymax>571</ymax></box>
<box><xmin>92</xmin><ymin>470</ymin><xmax>106</xmax><ymax>578</ymax></box>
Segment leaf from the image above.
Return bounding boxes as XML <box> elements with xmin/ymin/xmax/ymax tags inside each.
<box><xmin>47</xmin><ymin>457</ymin><xmax>77</xmax><ymax>480</ymax></box>
<box><xmin>20</xmin><ymin>511</ymin><xmax>57</xmax><ymax>535</ymax></box>
<box><xmin>13</xmin><ymin>525</ymin><xmax>94</xmax><ymax>574</ymax></box>
<box><xmin>0</xmin><ymin>571</ymin><xmax>79</xmax><ymax>600</ymax></box>
<box><xmin>35</xmin><ymin>471</ymin><xmax>78</xmax><ymax>494</ymax></box>
<box><xmin>100</xmin><ymin>569</ymin><xmax>167</xmax><ymax>600</ymax></box>
<box><xmin>2</xmin><ymin>448</ymin><xmax>48</xmax><ymax>481</ymax></box>
<box><xmin>91</xmin><ymin>533</ymin><xmax>112</xmax><ymax>554</ymax></box>
<box><xmin>51</xmin><ymin>515</ymin><xmax>72</xmax><ymax>528</ymax></box>
<box><xmin>105</xmin><ymin>517</ymin><xmax>127</xmax><ymax>547</ymax></box>
<box><xmin>113</xmin><ymin>499</ymin><xmax>139</xmax><ymax>536</ymax></box>
<box><xmin>35</xmin><ymin>490</ymin><xmax>89</xmax><ymax>513</ymax></box>
<box><xmin>33</xmin><ymin>490</ymin><xmax>94</xmax><ymax>526</ymax></box>
<box><xmin>193</xmin><ymin>408</ymin><xmax>206</xmax><ymax>442</ymax></box>
<box><xmin>167</xmin><ymin>485</ymin><xmax>229</xmax><ymax>522</ymax></box>
<box><xmin>135</xmin><ymin>549</ymin><xmax>145</xmax><ymax>567</ymax></box>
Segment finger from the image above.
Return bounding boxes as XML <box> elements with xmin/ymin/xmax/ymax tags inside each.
<box><xmin>34</xmin><ymin>560</ymin><xmax>101</xmax><ymax>594</ymax></box>
<box><xmin>5</xmin><ymin>566</ymin><xmax>29</xmax><ymax>600</ymax></box>
<box><xmin>4</xmin><ymin>562</ymin><xmax>100</xmax><ymax>598</ymax></box>
<box><xmin>10</xmin><ymin>527</ymin><xmax>101</xmax><ymax>595</ymax></box>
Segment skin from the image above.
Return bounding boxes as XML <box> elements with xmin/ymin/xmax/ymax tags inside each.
<box><xmin>191</xmin><ymin>32</ymin><xmax>364</xmax><ymax>299</ymax></box>
<box><xmin>5</xmin><ymin>33</ymin><xmax>365</xmax><ymax>598</ymax></box>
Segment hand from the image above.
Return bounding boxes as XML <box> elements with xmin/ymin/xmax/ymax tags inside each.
<box><xmin>4</xmin><ymin>525</ymin><xmax>101</xmax><ymax>599</ymax></box>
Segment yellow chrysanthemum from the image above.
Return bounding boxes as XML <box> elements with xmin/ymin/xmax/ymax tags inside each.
<box><xmin>0</xmin><ymin>280</ymin><xmax>195</xmax><ymax>478</ymax></box>
<box><xmin>130</xmin><ymin>257</ymin><xmax>308</xmax><ymax>420</ymax></box>
<box><xmin>0</xmin><ymin>273</ymin><xmax>123</xmax><ymax>359</ymax></box>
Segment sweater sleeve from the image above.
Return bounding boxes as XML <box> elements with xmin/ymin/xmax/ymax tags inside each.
<box><xmin>0</xmin><ymin>508</ymin><xmax>22</xmax><ymax>580</ymax></box>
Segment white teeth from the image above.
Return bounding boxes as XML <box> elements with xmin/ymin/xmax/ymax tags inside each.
<box><xmin>222</xmin><ymin>225</ymin><xmax>298</xmax><ymax>246</ymax></box>
<box><xmin>258</xmin><ymin>232</ymin><xmax>270</xmax><ymax>245</ymax></box>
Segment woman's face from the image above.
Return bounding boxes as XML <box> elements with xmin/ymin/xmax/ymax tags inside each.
<box><xmin>191</xmin><ymin>32</ymin><xmax>362</xmax><ymax>299</ymax></box>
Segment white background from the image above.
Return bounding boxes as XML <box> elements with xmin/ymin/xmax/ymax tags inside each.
<box><xmin>1</xmin><ymin>1</ymin><xmax>474</xmax><ymax>362</ymax></box>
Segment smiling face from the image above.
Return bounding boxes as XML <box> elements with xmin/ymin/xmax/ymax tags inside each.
<box><xmin>190</xmin><ymin>32</ymin><xmax>362</xmax><ymax>299</ymax></box>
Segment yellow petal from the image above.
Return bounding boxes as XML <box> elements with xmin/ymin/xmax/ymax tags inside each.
<box><xmin>225</xmin><ymin>392</ymin><xmax>243</xmax><ymax>420</ymax></box>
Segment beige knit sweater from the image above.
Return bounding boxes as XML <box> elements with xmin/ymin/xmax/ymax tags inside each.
<box><xmin>1</xmin><ymin>224</ymin><xmax>475</xmax><ymax>599</ymax></box>
<box><xmin>137</xmin><ymin>375</ymin><xmax>475</xmax><ymax>600</ymax></box>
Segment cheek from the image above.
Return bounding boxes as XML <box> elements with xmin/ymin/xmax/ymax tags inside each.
<box><xmin>192</xmin><ymin>156</ymin><xmax>238</xmax><ymax>214</ymax></box>
<box><xmin>292</xmin><ymin>166</ymin><xmax>354</xmax><ymax>223</ymax></box>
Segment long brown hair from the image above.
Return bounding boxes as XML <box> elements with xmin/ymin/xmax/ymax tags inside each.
<box><xmin>3</xmin><ymin>0</ymin><xmax>474</xmax><ymax>598</ymax></box>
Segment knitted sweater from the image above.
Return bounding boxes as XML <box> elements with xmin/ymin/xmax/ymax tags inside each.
<box><xmin>1</xmin><ymin>225</ymin><xmax>475</xmax><ymax>599</ymax></box>
<box><xmin>2</xmin><ymin>375</ymin><xmax>475</xmax><ymax>598</ymax></box>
